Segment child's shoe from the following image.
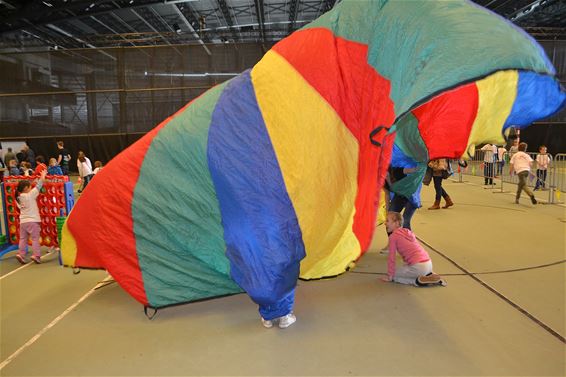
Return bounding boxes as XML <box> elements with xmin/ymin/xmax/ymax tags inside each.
<box><xmin>530</xmin><ymin>196</ymin><xmax>537</xmax><ymax>205</ymax></box>
<box><xmin>30</xmin><ymin>255</ymin><xmax>42</xmax><ymax>264</ymax></box>
<box><xmin>438</xmin><ymin>279</ymin><xmax>448</xmax><ymax>287</ymax></box>
<box><xmin>15</xmin><ymin>254</ymin><xmax>27</xmax><ymax>265</ymax></box>
<box><xmin>379</xmin><ymin>245</ymin><xmax>389</xmax><ymax>255</ymax></box>
<box><xmin>278</xmin><ymin>313</ymin><xmax>296</xmax><ymax>329</ymax></box>
<box><xmin>261</xmin><ymin>317</ymin><xmax>273</xmax><ymax>328</ymax></box>
<box><xmin>417</xmin><ymin>273</ymin><xmax>442</xmax><ymax>285</ymax></box>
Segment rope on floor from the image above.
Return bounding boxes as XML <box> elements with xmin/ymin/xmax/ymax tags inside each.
<box><xmin>94</xmin><ymin>279</ymin><xmax>116</xmax><ymax>290</ymax></box>
<box><xmin>351</xmin><ymin>259</ymin><xmax>565</xmax><ymax>276</ymax></box>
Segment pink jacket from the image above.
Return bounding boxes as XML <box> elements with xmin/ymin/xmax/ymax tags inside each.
<box><xmin>388</xmin><ymin>228</ymin><xmax>431</xmax><ymax>277</ymax></box>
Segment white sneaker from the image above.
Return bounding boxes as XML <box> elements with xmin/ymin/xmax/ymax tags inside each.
<box><xmin>278</xmin><ymin>313</ymin><xmax>296</xmax><ymax>329</ymax></box>
<box><xmin>261</xmin><ymin>317</ymin><xmax>273</xmax><ymax>328</ymax></box>
<box><xmin>379</xmin><ymin>246</ymin><xmax>389</xmax><ymax>255</ymax></box>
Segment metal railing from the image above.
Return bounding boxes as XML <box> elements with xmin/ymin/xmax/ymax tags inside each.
<box><xmin>455</xmin><ymin>149</ymin><xmax>565</xmax><ymax>204</ymax></box>
<box><xmin>548</xmin><ymin>154</ymin><xmax>566</xmax><ymax>204</ymax></box>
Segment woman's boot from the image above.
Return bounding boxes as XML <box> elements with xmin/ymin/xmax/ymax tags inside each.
<box><xmin>428</xmin><ymin>200</ymin><xmax>441</xmax><ymax>210</ymax></box>
<box><xmin>442</xmin><ymin>195</ymin><xmax>454</xmax><ymax>208</ymax></box>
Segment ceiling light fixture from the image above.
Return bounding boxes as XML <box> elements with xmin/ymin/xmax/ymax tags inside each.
<box><xmin>145</xmin><ymin>72</ymin><xmax>240</xmax><ymax>78</ymax></box>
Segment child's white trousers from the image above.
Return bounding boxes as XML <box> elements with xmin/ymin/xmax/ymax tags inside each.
<box><xmin>393</xmin><ymin>260</ymin><xmax>433</xmax><ymax>286</ymax></box>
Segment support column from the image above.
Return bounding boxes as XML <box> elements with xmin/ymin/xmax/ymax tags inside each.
<box><xmin>117</xmin><ymin>48</ymin><xmax>127</xmax><ymax>150</ymax></box>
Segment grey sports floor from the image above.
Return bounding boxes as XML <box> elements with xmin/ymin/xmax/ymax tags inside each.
<box><xmin>1</xmin><ymin>175</ymin><xmax>564</xmax><ymax>376</ymax></box>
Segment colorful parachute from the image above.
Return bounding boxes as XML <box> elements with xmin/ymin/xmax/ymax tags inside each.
<box><xmin>61</xmin><ymin>0</ymin><xmax>566</xmax><ymax>316</ymax></box>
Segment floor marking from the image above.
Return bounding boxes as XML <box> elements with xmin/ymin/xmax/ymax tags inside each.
<box><xmin>0</xmin><ymin>275</ymin><xmax>112</xmax><ymax>371</ymax></box>
<box><xmin>445</xmin><ymin>202</ymin><xmax>526</xmax><ymax>212</ymax></box>
<box><xmin>0</xmin><ymin>261</ymin><xmax>32</xmax><ymax>280</ymax></box>
<box><xmin>0</xmin><ymin>251</ymin><xmax>55</xmax><ymax>281</ymax></box>
<box><xmin>417</xmin><ymin>236</ymin><xmax>565</xmax><ymax>344</ymax></box>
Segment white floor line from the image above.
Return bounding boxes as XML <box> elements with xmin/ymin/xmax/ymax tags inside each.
<box><xmin>0</xmin><ymin>275</ymin><xmax>112</xmax><ymax>371</ymax></box>
<box><xmin>0</xmin><ymin>251</ymin><xmax>56</xmax><ymax>281</ymax></box>
<box><xmin>0</xmin><ymin>261</ymin><xmax>32</xmax><ymax>280</ymax></box>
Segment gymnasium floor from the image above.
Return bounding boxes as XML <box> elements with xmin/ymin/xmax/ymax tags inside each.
<box><xmin>0</xmin><ymin>175</ymin><xmax>564</xmax><ymax>376</ymax></box>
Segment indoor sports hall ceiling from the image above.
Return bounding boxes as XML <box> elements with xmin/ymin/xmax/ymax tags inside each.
<box><xmin>0</xmin><ymin>0</ymin><xmax>564</xmax><ymax>52</ymax></box>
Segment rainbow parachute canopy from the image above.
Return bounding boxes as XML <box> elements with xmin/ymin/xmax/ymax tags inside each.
<box><xmin>62</xmin><ymin>0</ymin><xmax>566</xmax><ymax>315</ymax></box>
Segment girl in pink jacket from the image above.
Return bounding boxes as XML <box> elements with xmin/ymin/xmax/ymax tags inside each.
<box><xmin>15</xmin><ymin>170</ymin><xmax>47</xmax><ymax>264</ymax></box>
<box><xmin>381</xmin><ymin>212</ymin><xmax>446</xmax><ymax>287</ymax></box>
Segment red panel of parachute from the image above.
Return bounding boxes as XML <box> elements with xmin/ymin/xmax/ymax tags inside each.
<box><xmin>67</xmin><ymin>102</ymin><xmax>193</xmax><ymax>305</ymax></box>
<box><xmin>413</xmin><ymin>83</ymin><xmax>479</xmax><ymax>159</ymax></box>
<box><xmin>67</xmin><ymin>131</ymin><xmax>159</xmax><ymax>305</ymax></box>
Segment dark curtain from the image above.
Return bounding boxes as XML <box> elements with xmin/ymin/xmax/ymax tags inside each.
<box><xmin>0</xmin><ymin>40</ymin><xmax>564</xmax><ymax>162</ymax></box>
<box><xmin>521</xmin><ymin>123</ymin><xmax>566</xmax><ymax>155</ymax></box>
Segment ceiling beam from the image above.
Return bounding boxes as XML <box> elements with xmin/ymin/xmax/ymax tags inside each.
<box><xmin>524</xmin><ymin>26</ymin><xmax>566</xmax><ymax>40</ymax></box>
<box><xmin>175</xmin><ymin>2</ymin><xmax>204</xmax><ymax>39</ymax></box>
<box><xmin>12</xmin><ymin>28</ymin><xmax>92</xmax><ymax>62</ymax></box>
<box><xmin>518</xmin><ymin>2</ymin><xmax>566</xmax><ymax>28</ymax></box>
<box><xmin>89</xmin><ymin>15</ymin><xmax>150</xmax><ymax>53</ymax></box>
<box><xmin>509</xmin><ymin>0</ymin><xmax>564</xmax><ymax>24</ymax></box>
<box><xmin>254</xmin><ymin>0</ymin><xmax>266</xmax><ymax>43</ymax></box>
<box><xmin>0</xmin><ymin>0</ymin><xmax>199</xmax><ymax>35</ymax></box>
<box><xmin>30</xmin><ymin>24</ymin><xmax>84</xmax><ymax>49</ymax></box>
<box><xmin>149</xmin><ymin>6</ymin><xmax>176</xmax><ymax>32</ymax></box>
<box><xmin>322</xmin><ymin>0</ymin><xmax>337</xmax><ymax>12</ymax></box>
<box><xmin>287</xmin><ymin>0</ymin><xmax>300</xmax><ymax>34</ymax></box>
<box><xmin>0</xmin><ymin>0</ymin><xmax>15</xmax><ymax>10</ymax></box>
<box><xmin>130</xmin><ymin>7</ymin><xmax>181</xmax><ymax>55</ymax></box>
<box><xmin>108</xmin><ymin>12</ymin><xmax>137</xmax><ymax>33</ymax></box>
<box><xmin>46</xmin><ymin>23</ymin><xmax>117</xmax><ymax>61</ymax></box>
<box><xmin>173</xmin><ymin>4</ymin><xmax>211</xmax><ymax>56</ymax></box>
<box><xmin>216</xmin><ymin>0</ymin><xmax>240</xmax><ymax>42</ymax></box>
<box><xmin>1</xmin><ymin>0</ymin><xmax>118</xmax><ymax>30</ymax></box>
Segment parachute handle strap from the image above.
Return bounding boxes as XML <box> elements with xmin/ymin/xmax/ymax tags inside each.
<box><xmin>369</xmin><ymin>125</ymin><xmax>390</xmax><ymax>147</ymax></box>
<box><xmin>144</xmin><ymin>306</ymin><xmax>158</xmax><ymax>320</ymax></box>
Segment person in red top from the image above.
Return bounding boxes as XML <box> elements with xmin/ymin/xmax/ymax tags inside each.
<box><xmin>381</xmin><ymin>212</ymin><xmax>446</xmax><ymax>287</ymax></box>
<box><xmin>34</xmin><ymin>155</ymin><xmax>48</xmax><ymax>175</ymax></box>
